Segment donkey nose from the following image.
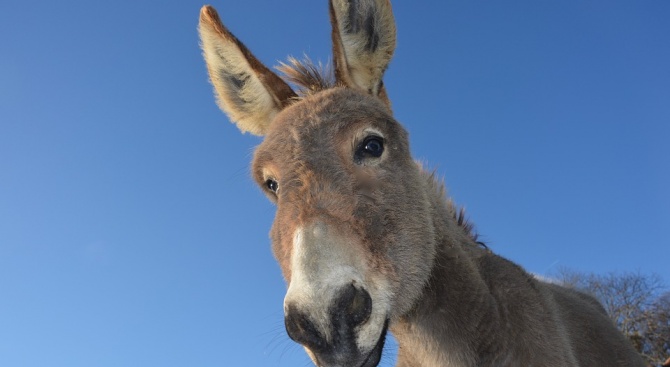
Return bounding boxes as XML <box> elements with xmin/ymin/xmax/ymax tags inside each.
<box><xmin>284</xmin><ymin>284</ymin><xmax>372</xmax><ymax>352</ymax></box>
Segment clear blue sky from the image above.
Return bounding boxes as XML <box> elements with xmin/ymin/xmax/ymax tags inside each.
<box><xmin>1</xmin><ymin>1</ymin><xmax>668</xmax><ymax>366</ymax></box>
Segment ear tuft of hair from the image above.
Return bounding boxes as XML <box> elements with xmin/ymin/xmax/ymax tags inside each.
<box><xmin>276</xmin><ymin>56</ymin><xmax>336</xmax><ymax>97</ymax></box>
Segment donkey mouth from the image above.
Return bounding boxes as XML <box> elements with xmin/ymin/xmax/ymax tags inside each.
<box><xmin>313</xmin><ymin>318</ymin><xmax>389</xmax><ymax>367</ymax></box>
<box><xmin>358</xmin><ymin>318</ymin><xmax>389</xmax><ymax>367</ymax></box>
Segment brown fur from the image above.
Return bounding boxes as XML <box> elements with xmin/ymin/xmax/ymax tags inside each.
<box><xmin>198</xmin><ymin>1</ymin><xmax>646</xmax><ymax>366</ymax></box>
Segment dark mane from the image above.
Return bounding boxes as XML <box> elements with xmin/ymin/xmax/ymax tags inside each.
<box><xmin>276</xmin><ymin>57</ymin><xmax>336</xmax><ymax>97</ymax></box>
<box><xmin>423</xmin><ymin>169</ymin><xmax>484</xmax><ymax>247</ymax></box>
<box><xmin>454</xmin><ymin>205</ymin><xmax>486</xmax><ymax>248</ymax></box>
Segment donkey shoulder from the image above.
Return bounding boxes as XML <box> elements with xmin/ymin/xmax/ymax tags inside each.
<box><xmin>474</xmin><ymin>253</ymin><xmax>644</xmax><ymax>366</ymax></box>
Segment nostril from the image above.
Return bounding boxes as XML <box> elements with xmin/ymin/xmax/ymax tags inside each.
<box><xmin>345</xmin><ymin>284</ymin><xmax>372</xmax><ymax>326</ymax></box>
<box><xmin>284</xmin><ymin>305</ymin><xmax>327</xmax><ymax>352</ymax></box>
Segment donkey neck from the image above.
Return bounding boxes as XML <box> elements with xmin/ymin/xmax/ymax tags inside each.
<box><xmin>390</xmin><ymin>170</ymin><xmax>499</xmax><ymax>366</ymax></box>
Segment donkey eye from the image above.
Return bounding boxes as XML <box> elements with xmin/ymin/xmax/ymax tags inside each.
<box><xmin>355</xmin><ymin>136</ymin><xmax>385</xmax><ymax>163</ymax></box>
<box><xmin>265</xmin><ymin>179</ymin><xmax>279</xmax><ymax>193</ymax></box>
<box><xmin>364</xmin><ymin>138</ymin><xmax>384</xmax><ymax>156</ymax></box>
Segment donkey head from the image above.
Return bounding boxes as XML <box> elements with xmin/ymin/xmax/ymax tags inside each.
<box><xmin>200</xmin><ymin>1</ymin><xmax>437</xmax><ymax>366</ymax></box>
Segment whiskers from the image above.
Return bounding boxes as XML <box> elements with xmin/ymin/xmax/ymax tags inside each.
<box><xmin>257</xmin><ymin>312</ymin><xmax>306</xmax><ymax>366</ymax></box>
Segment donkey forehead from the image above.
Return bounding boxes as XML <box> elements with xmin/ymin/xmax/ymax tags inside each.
<box><xmin>254</xmin><ymin>88</ymin><xmax>400</xmax><ymax>168</ymax></box>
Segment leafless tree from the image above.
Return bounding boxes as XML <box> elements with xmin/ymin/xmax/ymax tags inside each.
<box><xmin>645</xmin><ymin>292</ymin><xmax>670</xmax><ymax>365</ymax></box>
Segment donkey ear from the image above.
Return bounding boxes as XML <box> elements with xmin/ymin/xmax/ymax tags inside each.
<box><xmin>329</xmin><ymin>0</ymin><xmax>396</xmax><ymax>105</ymax></box>
<box><xmin>199</xmin><ymin>6</ymin><xmax>297</xmax><ymax>135</ymax></box>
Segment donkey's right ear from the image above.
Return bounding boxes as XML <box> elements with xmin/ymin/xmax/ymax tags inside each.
<box><xmin>199</xmin><ymin>6</ymin><xmax>297</xmax><ymax>136</ymax></box>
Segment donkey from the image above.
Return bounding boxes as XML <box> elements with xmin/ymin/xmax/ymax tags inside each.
<box><xmin>198</xmin><ymin>1</ymin><xmax>645</xmax><ymax>366</ymax></box>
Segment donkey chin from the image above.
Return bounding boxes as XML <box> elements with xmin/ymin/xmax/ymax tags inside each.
<box><xmin>282</xmin><ymin>224</ymin><xmax>392</xmax><ymax>367</ymax></box>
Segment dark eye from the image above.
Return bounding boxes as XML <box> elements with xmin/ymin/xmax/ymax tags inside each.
<box><xmin>355</xmin><ymin>136</ymin><xmax>385</xmax><ymax>163</ymax></box>
<box><xmin>364</xmin><ymin>138</ymin><xmax>384</xmax><ymax>156</ymax></box>
<box><xmin>265</xmin><ymin>179</ymin><xmax>278</xmax><ymax>193</ymax></box>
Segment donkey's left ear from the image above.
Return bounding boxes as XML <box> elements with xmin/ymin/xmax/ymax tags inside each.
<box><xmin>329</xmin><ymin>0</ymin><xmax>396</xmax><ymax>106</ymax></box>
<box><xmin>199</xmin><ymin>6</ymin><xmax>297</xmax><ymax>135</ymax></box>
